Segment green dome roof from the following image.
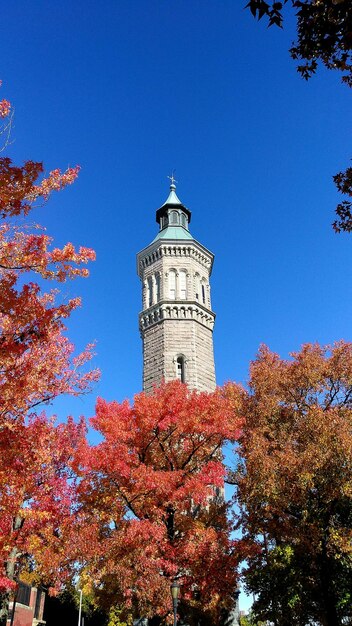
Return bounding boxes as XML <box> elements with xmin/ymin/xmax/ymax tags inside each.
<box><xmin>152</xmin><ymin>225</ymin><xmax>194</xmax><ymax>242</ymax></box>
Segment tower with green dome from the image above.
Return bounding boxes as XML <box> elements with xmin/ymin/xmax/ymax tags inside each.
<box><xmin>137</xmin><ymin>180</ymin><xmax>216</xmax><ymax>393</ymax></box>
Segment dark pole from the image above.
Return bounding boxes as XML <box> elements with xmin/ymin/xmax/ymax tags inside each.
<box><xmin>9</xmin><ymin>585</ymin><xmax>18</xmax><ymax>626</ymax></box>
<box><xmin>170</xmin><ymin>581</ymin><xmax>180</xmax><ymax>626</ymax></box>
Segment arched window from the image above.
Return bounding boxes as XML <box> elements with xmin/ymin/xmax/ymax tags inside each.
<box><xmin>179</xmin><ymin>270</ymin><xmax>187</xmax><ymax>300</ymax></box>
<box><xmin>169</xmin><ymin>270</ymin><xmax>176</xmax><ymax>300</ymax></box>
<box><xmin>176</xmin><ymin>356</ymin><xmax>185</xmax><ymax>383</ymax></box>
<box><xmin>195</xmin><ymin>274</ymin><xmax>201</xmax><ymax>301</ymax></box>
<box><xmin>201</xmin><ymin>282</ymin><xmax>206</xmax><ymax>305</ymax></box>
<box><xmin>170</xmin><ymin>211</ymin><xmax>179</xmax><ymax>225</ymax></box>
<box><xmin>155</xmin><ymin>273</ymin><xmax>161</xmax><ymax>302</ymax></box>
<box><xmin>147</xmin><ymin>277</ymin><xmax>153</xmax><ymax>307</ymax></box>
<box><xmin>181</xmin><ymin>213</ymin><xmax>186</xmax><ymax>227</ymax></box>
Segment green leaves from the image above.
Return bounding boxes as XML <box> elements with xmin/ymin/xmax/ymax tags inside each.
<box><xmin>234</xmin><ymin>342</ymin><xmax>352</xmax><ymax>625</ymax></box>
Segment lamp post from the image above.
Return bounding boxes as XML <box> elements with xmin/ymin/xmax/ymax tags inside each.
<box><xmin>78</xmin><ymin>589</ymin><xmax>83</xmax><ymax>626</ymax></box>
<box><xmin>170</xmin><ymin>580</ymin><xmax>180</xmax><ymax>626</ymax></box>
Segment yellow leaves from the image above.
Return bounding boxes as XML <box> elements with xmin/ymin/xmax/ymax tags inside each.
<box><xmin>236</xmin><ymin>340</ymin><xmax>352</xmax><ymax>618</ymax></box>
<box><xmin>107</xmin><ymin>606</ymin><xmax>132</xmax><ymax>626</ymax></box>
<box><xmin>271</xmin><ymin>545</ymin><xmax>295</xmax><ymax>568</ymax></box>
<box><xmin>78</xmin><ymin>570</ymin><xmax>95</xmax><ymax>598</ymax></box>
<box><xmin>342</xmin><ymin>481</ymin><xmax>352</xmax><ymax>498</ymax></box>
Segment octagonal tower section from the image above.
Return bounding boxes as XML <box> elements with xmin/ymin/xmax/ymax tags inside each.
<box><xmin>137</xmin><ymin>182</ymin><xmax>216</xmax><ymax>393</ymax></box>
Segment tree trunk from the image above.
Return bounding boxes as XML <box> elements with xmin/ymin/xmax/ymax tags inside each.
<box><xmin>0</xmin><ymin>516</ymin><xmax>23</xmax><ymax>626</ymax></box>
<box><xmin>166</xmin><ymin>506</ymin><xmax>175</xmax><ymax>542</ymax></box>
<box><xmin>0</xmin><ymin>547</ymin><xmax>19</xmax><ymax>626</ymax></box>
<box><xmin>0</xmin><ymin>595</ymin><xmax>9</xmax><ymax>626</ymax></box>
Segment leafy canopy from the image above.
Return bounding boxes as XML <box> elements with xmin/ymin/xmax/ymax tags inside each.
<box><xmin>0</xmin><ymin>80</ymin><xmax>97</xmax><ymax>621</ymax></box>
<box><xmin>77</xmin><ymin>381</ymin><xmax>242</xmax><ymax>624</ymax></box>
<box><xmin>228</xmin><ymin>341</ymin><xmax>352</xmax><ymax>626</ymax></box>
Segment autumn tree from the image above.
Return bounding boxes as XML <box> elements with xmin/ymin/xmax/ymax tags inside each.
<box><xmin>77</xmin><ymin>381</ymin><xmax>242</xmax><ymax>625</ymax></box>
<box><xmin>0</xmin><ymin>90</ymin><xmax>98</xmax><ymax>425</ymax></box>
<box><xmin>228</xmin><ymin>342</ymin><xmax>352</xmax><ymax>626</ymax></box>
<box><xmin>0</xmin><ymin>82</ymin><xmax>98</xmax><ymax>622</ymax></box>
<box><xmin>0</xmin><ymin>415</ymin><xmax>88</xmax><ymax>625</ymax></box>
<box><xmin>245</xmin><ymin>1</ymin><xmax>352</xmax><ymax>232</ymax></box>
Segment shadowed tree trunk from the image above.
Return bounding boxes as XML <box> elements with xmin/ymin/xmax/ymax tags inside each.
<box><xmin>0</xmin><ymin>516</ymin><xmax>23</xmax><ymax>626</ymax></box>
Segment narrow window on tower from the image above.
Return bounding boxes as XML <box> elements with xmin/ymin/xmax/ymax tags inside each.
<box><xmin>195</xmin><ymin>274</ymin><xmax>200</xmax><ymax>301</ymax></box>
<box><xmin>179</xmin><ymin>270</ymin><xmax>187</xmax><ymax>300</ymax></box>
<box><xmin>155</xmin><ymin>273</ymin><xmax>161</xmax><ymax>302</ymax></box>
<box><xmin>145</xmin><ymin>279</ymin><xmax>150</xmax><ymax>308</ymax></box>
<box><xmin>169</xmin><ymin>270</ymin><xmax>176</xmax><ymax>300</ymax></box>
<box><xmin>202</xmin><ymin>282</ymin><xmax>206</xmax><ymax>305</ymax></box>
<box><xmin>144</xmin><ymin>280</ymin><xmax>148</xmax><ymax>308</ymax></box>
<box><xmin>147</xmin><ymin>276</ymin><xmax>153</xmax><ymax>307</ymax></box>
<box><xmin>176</xmin><ymin>356</ymin><xmax>185</xmax><ymax>383</ymax></box>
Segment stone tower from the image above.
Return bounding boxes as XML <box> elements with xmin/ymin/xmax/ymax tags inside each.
<box><xmin>137</xmin><ymin>181</ymin><xmax>216</xmax><ymax>393</ymax></box>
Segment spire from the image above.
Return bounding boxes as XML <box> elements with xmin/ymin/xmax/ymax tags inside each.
<box><xmin>162</xmin><ymin>173</ymin><xmax>183</xmax><ymax>207</ymax></box>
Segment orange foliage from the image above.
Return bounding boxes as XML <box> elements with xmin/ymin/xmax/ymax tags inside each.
<box><xmin>0</xmin><ymin>80</ymin><xmax>98</xmax><ymax>605</ymax></box>
<box><xmin>77</xmin><ymin>382</ymin><xmax>242</xmax><ymax>622</ymax></box>
<box><xmin>0</xmin><ymin>85</ymin><xmax>98</xmax><ymax>427</ymax></box>
<box><xmin>0</xmin><ymin>415</ymin><xmax>87</xmax><ymax>587</ymax></box>
<box><xmin>228</xmin><ymin>342</ymin><xmax>352</xmax><ymax>625</ymax></box>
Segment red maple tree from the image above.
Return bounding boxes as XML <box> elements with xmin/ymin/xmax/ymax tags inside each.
<box><xmin>0</xmin><ymin>84</ymin><xmax>98</xmax><ymax>426</ymax></box>
<box><xmin>0</xmin><ymin>415</ymin><xmax>86</xmax><ymax>586</ymax></box>
<box><xmin>0</xmin><ymin>82</ymin><xmax>98</xmax><ymax>622</ymax></box>
<box><xmin>77</xmin><ymin>381</ymin><xmax>242</xmax><ymax>625</ymax></box>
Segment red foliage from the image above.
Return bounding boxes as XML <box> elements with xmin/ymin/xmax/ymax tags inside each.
<box><xmin>0</xmin><ymin>86</ymin><xmax>98</xmax><ymax>427</ymax></box>
<box><xmin>77</xmin><ymin>382</ymin><xmax>242</xmax><ymax>622</ymax></box>
<box><xmin>0</xmin><ymin>80</ymin><xmax>98</xmax><ymax>607</ymax></box>
<box><xmin>0</xmin><ymin>415</ymin><xmax>87</xmax><ymax>587</ymax></box>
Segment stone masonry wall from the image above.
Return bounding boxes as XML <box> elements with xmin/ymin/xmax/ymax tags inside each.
<box><xmin>142</xmin><ymin>322</ymin><xmax>165</xmax><ymax>393</ymax></box>
<box><xmin>138</xmin><ymin>239</ymin><xmax>216</xmax><ymax>394</ymax></box>
<box><xmin>163</xmin><ymin>318</ymin><xmax>216</xmax><ymax>391</ymax></box>
<box><xmin>143</xmin><ymin>318</ymin><xmax>215</xmax><ymax>393</ymax></box>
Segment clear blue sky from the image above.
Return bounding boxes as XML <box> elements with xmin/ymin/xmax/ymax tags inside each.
<box><xmin>2</xmin><ymin>0</ymin><xmax>351</xmax><ymax>608</ymax></box>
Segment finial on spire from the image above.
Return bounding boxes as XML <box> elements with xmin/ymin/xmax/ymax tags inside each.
<box><xmin>167</xmin><ymin>171</ymin><xmax>178</xmax><ymax>190</ymax></box>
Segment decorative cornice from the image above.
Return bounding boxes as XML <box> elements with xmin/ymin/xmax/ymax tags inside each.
<box><xmin>137</xmin><ymin>241</ymin><xmax>213</xmax><ymax>275</ymax></box>
<box><xmin>139</xmin><ymin>301</ymin><xmax>216</xmax><ymax>333</ymax></box>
